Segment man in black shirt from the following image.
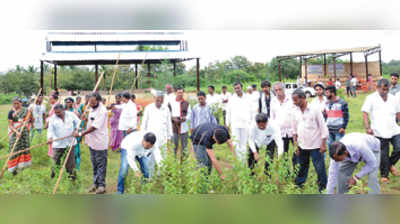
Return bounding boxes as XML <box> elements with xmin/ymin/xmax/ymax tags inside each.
<box><xmin>190</xmin><ymin>123</ymin><xmax>235</xmax><ymax>180</ymax></box>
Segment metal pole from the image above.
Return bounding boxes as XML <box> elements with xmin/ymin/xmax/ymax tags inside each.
<box><xmin>323</xmin><ymin>54</ymin><xmax>327</xmax><ymax>77</ymax></box>
<box><xmin>304</xmin><ymin>58</ymin><xmax>308</xmax><ymax>86</ymax></box>
<box><xmin>350</xmin><ymin>52</ymin><xmax>353</xmax><ymax>76</ymax></box>
<box><xmin>278</xmin><ymin>60</ymin><xmax>282</xmax><ymax>81</ymax></box>
<box><xmin>95</xmin><ymin>64</ymin><xmax>99</xmax><ymax>83</ymax></box>
<box><xmin>54</xmin><ymin>64</ymin><xmax>57</xmax><ymax>90</ymax></box>
<box><xmin>135</xmin><ymin>64</ymin><xmax>138</xmax><ymax>88</ymax></box>
<box><xmin>196</xmin><ymin>58</ymin><xmax>200</xmax><ymax>91</ymax></box>
<box><xmin>365</xmin><ymin>54</ymin><xmax>369</xmax><ymax>82</ymax></box>
<box><xmin>173</xmin><ymin>61</ymin><xmax>176</xmax><ymax>77</ymax></box>
<box><xmin>40</xmin><ymin>61</ymin><xmax>44</xmax><ymax>93</ymax></box>
<box><xmin>333</xmin><ymin>56</ymin><xmax>337</xmax><ymax>81</ymax></box>
<box><xmin>147</xmin><ymin>63</ymin><xmax>151</xmax><ymax>88</ymax></box>
<box><xmin>379</xmin><ymin>50</ymin><xmax>383</xmax><ymax>76</ymax></box>
<box><xmin>299</xmin><ymin>56</ymin><xmax>302</xmax><ymax>78</ymax></box>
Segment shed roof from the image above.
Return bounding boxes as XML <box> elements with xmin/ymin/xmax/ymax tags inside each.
<box><xmin>276</xmin><ymin>45</ymin><xmax>381</xmax><ymax>59</ymax></box>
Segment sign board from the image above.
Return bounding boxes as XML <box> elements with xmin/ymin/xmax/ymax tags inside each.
<box><xmin>307</xmin><ymin>65</ymin><xmax>323</xmax><ymax>74</ymax></box>
<box><xmin>328</xmin><ymin>64</ymin><xmax>344</xmax><ymax>74</ymax></box>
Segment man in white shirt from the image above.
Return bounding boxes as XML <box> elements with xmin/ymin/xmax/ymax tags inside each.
<box><xmin>310</xmin><ymin>83</ymin><xmax>327</xmax><ymax>113</ymax></box>
<box><xmin>350</xmin><ymin>76</ymin><xmax>358</xmax><ymax>97</ymax></box>
<box><xmin>118</xmin><ymin>131</ymin><xmax>157</xmax><ymax>194</ymax></box>
<box><xmin>29</xmin><ymin>95</ymin><xmax>46</xmax><ymax>141</ymax></box>
<box><xmin>47</xmin><ymin>104</ymin><xmax>80</xmax><ymax>180</ymax></box>
<box><xmin>141</xmin><ymin>91</ymin><xmax>173</xmax><ymax>171</ymax></box>
<box><xmin>164</xmin><ymin>84</ymin><xmax>176</xmax><ymax>108</ymax></box>
<box><xmin>169</xmin><ymin>86</ymin><xmax>191</xmax><ymax>159</ymax></box>
<box><xmin>246</xmin><ymin>86</ymin><xmax>260</xmax><ymax>121</ymax></box>
<box><xmin>362</xmin><ymin>78</ymin><xmax>400</xmax><ymax>184</ymax></box>
<box><xmin>227</xmin><ymin>82</ymin><xmax>252</xmax><ymax>161</ymax></box>
<box><xmin>220</xmin><ymin>85</ymin><xmax>231</xmax><ymax>126</ymax></box>
<box><xmin>270</xmin><ymin>82</ymin><xmax>297</xmax><ymax>159</ymax></box>
<box><xmin>335</xmin><ymin>78</ymin><xmax>341</xmax><ymax>90</ymax></box>
<box><xmin>206</xmin><ymin>85</ymin><xmax>220</xmax><ymax>107</ymax></box>
<box><xmin>327</xmin><ymin>133</ymin><xmax>381</xmax><ymax>194</ymax></box>
<box><xmin>116</xmin><ymin>91</ymin><xmax>137</xmax><ymax>137</ymax></box>
<box><xmin>248</xmin><ymin>113</ymin><xmax>284</xmax><ymax>175</ymax></box>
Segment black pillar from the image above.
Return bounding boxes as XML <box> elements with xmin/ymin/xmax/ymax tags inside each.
<box><xmin>379</xmin><ymin>50</ymin><xmax>383</xmax><ymax>76</ymax></box>
<box><xmin>135</xmin><ymin>64</ymin><xmax>138</xmax><ymax>89</ymax></box>
<box><xmin>323</xmin><ymin>54</ymin><xmax>327</xmax><ymax>77</ymax></box>
<box><xmin>147</xmin><ymin>63</ymin><xmax>151</xmax><ymax>88</ymax></box>
<box><xmin>196</xmin><ymin>58</ymin><xmax>200</xmax><ymax>91</ymax></box>
<box><xmin>173</xmin><ymin>61</ymin><xmax>176</xmax><ymax>77</ymax></box>
<box><xmin>350</xmin><ymin>52</ymin><xmax>353</xmax><ymax>76</ymax></box>
<box><xmin>54</xmin><ymin>64</ymin><xmax>57</xmax><ymax>90</ymax></box>
<box><xmin>365</xmin><ymin>54</ymin><xmax>369</xmax><ymax>82</ymax></box>
<box><xmin>40</xmin><ymin>61</ymin><xmax>44</xmax><ymax>93</ymax></box>
<box><xmin>299</xmin><ymin>56</ymin><xmax>302</xmax><ymax>78</ymax></box>
<box><xmin>304</xmin><ymin>58</ymin><xmax>308</xmax><ymax>86</ymax></box>
<box><xmin>333</xmin><ymin>56</ymin><xmax>337</xmax><ymax>81</ymax></box>
<box><xmin>95</xmin><ymin>64</ymin><xmax>99</xmax><ymax>83</ymax></box>
<box><xmin>278</xmin><ymin>60</ymin><xmax>282</xmax><ymax>81</ymax></box>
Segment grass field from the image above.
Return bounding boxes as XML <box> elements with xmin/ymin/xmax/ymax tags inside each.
<box><xmin>0</xmin><ymin>91</ymin><xmax>400</xmax><ymax>194</ymax></box>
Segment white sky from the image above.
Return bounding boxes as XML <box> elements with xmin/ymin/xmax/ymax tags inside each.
<box><xmin>1</xmin><ymin>1</ymin><xmax>400</xmax><ymax>72</ymax></box>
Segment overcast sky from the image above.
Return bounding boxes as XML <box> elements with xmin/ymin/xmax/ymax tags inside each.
<box><xmin>1</xmin><ymin>0</ymin><xmax>400</xmax><ymax>72</ymax></box>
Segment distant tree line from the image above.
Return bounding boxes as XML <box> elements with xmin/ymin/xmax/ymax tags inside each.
<box><xmin>0</xmin><ymin>56</ymin><xmax>398</xmax><ymax>96</ymax></box>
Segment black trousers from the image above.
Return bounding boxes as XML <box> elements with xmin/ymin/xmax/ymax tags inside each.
<box><xmin>377</xmin><ymin>135</ymin><xmax>400</xmax><ymax>178</ymax></box>
<box><xmin>248</xmin><ymin>141</ymin><xmax>276</xmax><ymax>175</ymax></box>
<box><xmin>52</xmin><ymin>147</ymin><xmax>75</xmax><ymax>176</ymax></box>
<box><xmin>89</xmin><ymin>148</ymin><xmax>108</xmax><ymax>188</ymax></box>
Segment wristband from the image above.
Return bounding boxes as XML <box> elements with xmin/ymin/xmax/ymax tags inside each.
<box><xmin>79</xmin><ymin>132</ymin><xmax>82</xmax><ymax>137</ymax></box>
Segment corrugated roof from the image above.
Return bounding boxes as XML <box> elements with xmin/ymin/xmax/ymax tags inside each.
<box><xmin>46</xmin><ymin>32</ymin><xmax>186</xmax><ymax>42</ymax></box>
<box><xmin>276</xmin><ymin>45</ymin><xmax>381</xmax><ymax>58</ymax></box>
<box><xmin>41</xmin><ymin>51</ymin><xmax>197</xmax><ymax>65</ymax></box>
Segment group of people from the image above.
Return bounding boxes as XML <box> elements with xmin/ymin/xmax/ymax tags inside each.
<box><xmin>6</xmin><ymin>72</ymin><xmax>400</xmax><ymax>194</ymax></box>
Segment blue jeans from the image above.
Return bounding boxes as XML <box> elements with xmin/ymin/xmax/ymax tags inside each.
<box><xmin>295</xmin><ymin>148</ymin><xmax>327</xmax><ymax>192</ymax></box>
<box><xmin>117</xmin><ymin>149</ymin><xmax>150</xmax><ymax>194</ymax></box>
<box><xmin>193</xmin><ymin>144</ymin><xmax>212</xmax><ymax>175</ymax></box>
<box><xmin>327</xmin><ymin>131</ymin><xmax>344</xmax><ymax>149</ymax></box>
<box><xmin>351</xmin><ymin>86</ymin><xmax>357</xmax><ymax>97</ymax></box>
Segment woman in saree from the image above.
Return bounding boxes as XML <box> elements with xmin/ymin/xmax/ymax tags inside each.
<box><xmin>64</xmin><ymin>97</ymin><xmax>82</xmax><ymax>170</ymax></box>
<box><xmin>109</xmin><ymin>93</ymin><xmax>123</xmax><ymax>151</ymax></box>
<box><xmin>8</xmin><ymin>97</ymin><xmax>31</xmax><ymax>175</ymax></box>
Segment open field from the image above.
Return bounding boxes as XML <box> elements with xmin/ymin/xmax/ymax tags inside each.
<box><xmin>0</xmin><ymin>91</ymin><xmax>400</xmax><ymax>194</ymax></box>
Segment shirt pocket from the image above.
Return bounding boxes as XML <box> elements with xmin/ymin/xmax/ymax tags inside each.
<box><xmin>302</xmin><ymin>116</ymin><xmax>315</xmax><ymax>130</ymax></box>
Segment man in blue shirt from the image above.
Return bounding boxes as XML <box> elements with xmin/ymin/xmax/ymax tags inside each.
<box><xmin>190</xmin><ymin>91</ymin><xmax>217</xmax><ymax>132</ymax></box>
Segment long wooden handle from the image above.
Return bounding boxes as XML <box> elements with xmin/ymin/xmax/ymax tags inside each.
<box><xmin>0</xmin><ymin>135</ymin><xmax>73</xmax><ymax>161</ymax></box>
<box><xmin>0</xmin><ymin>88</ymin><xmax>42</xmax><ymax>179</ymax></box>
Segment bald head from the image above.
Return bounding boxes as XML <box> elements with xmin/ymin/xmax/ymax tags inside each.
<box><xmin>165</xmin><ymin>84</ymin><xmax>173</xmax><ymax>94</ymax></box>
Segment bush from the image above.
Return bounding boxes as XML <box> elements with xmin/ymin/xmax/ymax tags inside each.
<box><xmin>0</xmin><ymin>93</ymin><xmax>18</xmax><ymax>105</ymax></box>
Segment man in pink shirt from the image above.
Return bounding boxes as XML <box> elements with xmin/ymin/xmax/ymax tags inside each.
<box><xmin>292</xmin><ymin>88</ymin><xmax>329</xmax><ymax>192</ymax></box>
<box><xmin>74</xmin><ymin>92</ymin><xmax>109</xmax><ymax>194</ymax></box>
